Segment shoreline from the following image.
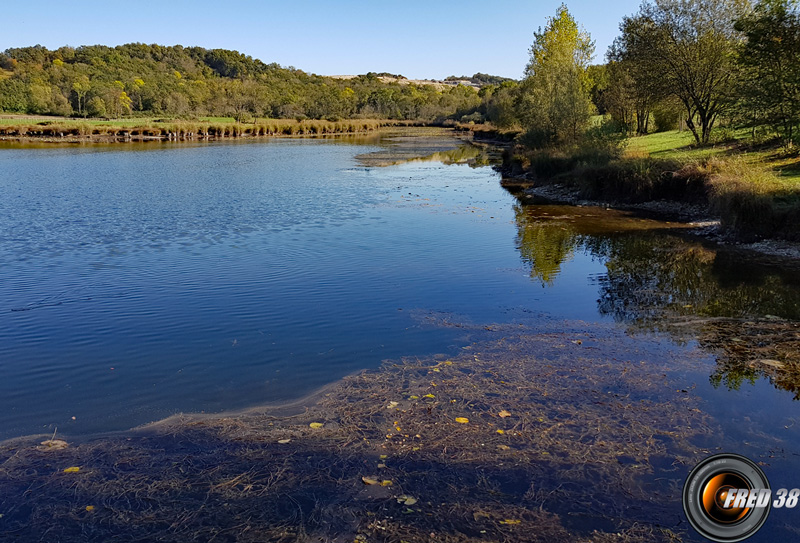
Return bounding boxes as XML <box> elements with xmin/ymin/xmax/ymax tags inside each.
<box><xmin>0</xmin><ymin>117</ymin><xmax>430</xmax><ymax>145</ymax></box>
<box><xmin>501</xmin><ymin>174</ymin><xmax>800</xmax><ymax>261</ymax></box>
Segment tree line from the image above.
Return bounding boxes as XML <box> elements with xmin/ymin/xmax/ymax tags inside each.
<box><xmin>0</xmin><ymin>43</ymin><xmax>487</xmax><ymax>122</ymax></box>
<box><xmin>483</xmin><ymin>0</ymin><xmax>800</xmax><ymax>148</ymax></box>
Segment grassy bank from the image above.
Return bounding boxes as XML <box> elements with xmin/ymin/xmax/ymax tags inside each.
<box><xmin>0</xmin><ymin>115</ymin><xmax>422</xmax><ymax>141</ymax></box>
<box><xmin>505</xmin><ymin>129</ymin><xmax>800</xmax><ymax>241</ymax></box>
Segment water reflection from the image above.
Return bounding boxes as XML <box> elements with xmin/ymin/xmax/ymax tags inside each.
<box><xmin>514</xmin><ymin>203</ymin><xmax>800</xmax><ymax>396</ymax></box>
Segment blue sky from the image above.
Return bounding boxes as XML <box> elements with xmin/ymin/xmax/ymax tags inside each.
<box><xmin>1</xmin><ymin>1</ymin><xmax>642</xmax><ymax>79</ymax></box>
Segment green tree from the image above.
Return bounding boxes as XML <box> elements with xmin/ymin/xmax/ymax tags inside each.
<box><xmin>517</xmin><ymin>4</ymin><xmax>595</xmax><ymax>146</ymax></box>
<box><xmin>484</xmin><ymin>81</ymin><xmax>520</xmax><ymax>128</ymax></box>
<box><xmin>86</xmin><ymin>96</ymin><xmax>107</xmax><ymax>118</ymax></box>
<box><xmin>734</xmin><ymin>0</ymin><xmax>800</xmax><ymax>143</ymax></box>
<box><xmin>616</xmin><ymin>0</ymin><xmax>749</xmax><ymax>144</ymax></box>
<box><xmin>72</xmin><ymin>75</ymin><xmax>91</xmax><ymax>117</ymax></box>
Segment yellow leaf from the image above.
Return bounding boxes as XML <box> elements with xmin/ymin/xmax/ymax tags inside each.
<box><xmin>361</xmin><ymin>477</ymin><xmax>378</xmax><ymax>485</ymax></box>
<box><xmin>63</xmin><ymin>467</ymin><xmax>80</xmax><ymax>473</ymax></box>
<box><xmin>379</xmin><ymin>454</ymin><xmax>388</xmax><ymax>459</ymax></box>
<box><xmin>309</xmin><ymin>422</ymin><xmax>324</xmax><ymax>429</ymax></box>
<box><xmin>500</xmin><ymin>519</ymin><xmax>521</xmax><ymax>525</ymax></box>
<box><xmin>496</xmin><ymin>429</ymin><xmax>505</xmax><ymax>434</ymax></box>
<box><xmin>277</xmin><ymin>439</ymin><xmax>291</xmax><ymax>444</ymax></box>
<box><xmin>85</xmin><ymin>506</ymin><xmax>95</xmax><ymax>512</ymax></box>
<box><xmin>423</xmin><ymin>393</ymin><xmax>435</xmax><ymax>399</ymax></box>
<box><xmin>409</xmin><ymin>395</ymin><xmax>419</xmax><ymax>400</ymax></box>
<box><xmin>380</xmin><ymin>480</ymin><xmax>393</xmax><ymax>487</ymax></box>
<box><xmin>455</xmin><ymin>417</ymin><xmax>469</xmax><ymax>424</ymax></box>
<box><xmin>498</xmin><ymin>410</ymin><xmax>511</xmax><ymax>418</ymax></box>
<box><xmin>397</xmin><ymin>495</ymin><xmax>418</xmax><ymax>505</ymax></box>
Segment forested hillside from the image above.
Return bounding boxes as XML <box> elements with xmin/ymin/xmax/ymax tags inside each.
<box><xmin>0</xmin><ymin>44</ymin><xmax>487</xmax><ymax>121</ymax></box>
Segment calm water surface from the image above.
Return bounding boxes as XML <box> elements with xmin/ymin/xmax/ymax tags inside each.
<box><xmin>1</xmin><ymin>134</ymin><xmax>800</xmax><ymax>496</ymax></box>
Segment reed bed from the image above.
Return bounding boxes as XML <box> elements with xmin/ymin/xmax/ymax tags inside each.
<box><xmin>0</xmin><ymin>118</ymin><xmax>423</xmax><ymax>141</ymax></box>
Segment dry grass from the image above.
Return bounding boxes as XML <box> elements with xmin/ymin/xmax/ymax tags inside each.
<box><xmin>0</xmin><ymin>320</ymin><xmax>712</xmax><ymax>542</ymax></box>
<box><xmin>708</xmin><ymin>157</ymin><xmax>800</xmax><ymax>239</ymax></box>
<box><xmin>0</xmin><ymin>118</ymin><xmax>422</xmax><ymax>142</ymax></box>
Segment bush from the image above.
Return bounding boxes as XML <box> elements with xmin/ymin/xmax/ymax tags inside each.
<box><xmin>460</xmin><ymin>112</ymin><xmax>484</xmax><ymax>124</ymax></box>
<box><xmin>652</xmin><ymin>104</ymin><xmax>680</xmax><ymax>132</ymax></box>
<box><xmin>86</xmin><ymin>96</ymin><xmax>107</xmax><ymax>118</ymax></box>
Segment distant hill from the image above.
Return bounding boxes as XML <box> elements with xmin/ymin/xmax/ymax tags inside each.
<box><xmin>0</xmin><ymin>44</ymin><xmax>482</xmax><ymax>121</ymax></box>
<box><xmin>445</xmin><ymin>73</ymin><xmax>516</xmax><ymax>87</ymax></box>
<box><xmin>330</xmin><ymin>74</ymin><xmax>481</xmax><ymax>91</ymax></box>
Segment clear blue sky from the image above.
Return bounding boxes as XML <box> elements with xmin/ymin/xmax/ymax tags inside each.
<box><xmin>1</xmin><ymin>0</ymin><xmax>642</xmax><ymax>79</ymax></box>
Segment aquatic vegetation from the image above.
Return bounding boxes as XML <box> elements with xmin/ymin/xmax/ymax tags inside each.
<box><xmin>0</xmin><ymin>322</ymin><xmax>711</xmax><ymax>542</ymax></box>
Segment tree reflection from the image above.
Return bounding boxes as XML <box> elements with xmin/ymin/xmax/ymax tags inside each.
<box><xmin>513</xmin><ymin>201</ymin><xmax>800</xmax><ymax>396</ymax></box>
<box><xmin>514</xmin><ymin>205</ymin><xmax>580</xmax><ymax>285</ymax></box>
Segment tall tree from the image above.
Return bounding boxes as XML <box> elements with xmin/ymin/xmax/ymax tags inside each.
<box><xmin>517</xmin><ymin>4</ymin><xmax>595</xmax><ymax>146</ymax></box>
<box><xmin>617</xmin><ymin>0</ymin><xmax>749</xmax><ymax>144</ymax></box>
<box><xmin>734</xmin><ymin>0</ymin><xmax>800</xmax><ymax>143</ymax></box>
<box><xmin>71</xmin><ymin>75</ymin><xmax>91</xmax><ymax>117</ymax></box>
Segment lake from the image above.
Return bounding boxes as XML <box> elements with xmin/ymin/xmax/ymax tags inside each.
<box><xmin>0</xmin><ymin>133</ymin><xmax>796</xmax><ymax>431</ymax></box>
<box><xmin>2</xmin><ymin>131</ymin><xmax>800</xmax><ymax>540</ymax></box>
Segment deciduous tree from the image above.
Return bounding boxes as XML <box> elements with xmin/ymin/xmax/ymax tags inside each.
<box><xmin>517</xmin><ymin>4</ymin><xmax>595</xmax><ymax>146</ymax></box>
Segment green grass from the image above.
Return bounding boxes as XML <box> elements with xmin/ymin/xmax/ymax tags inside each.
<box><xmin>626</xmin><ymin>129</ymin><xmax>800</xmax><ymax>182</ymax></box>
<box><xmin>622</xmin><ymin>129</ymin><xmax>754</xmax><ymax>160</ymax></box>
<box><xmin>622</xmin><ymin>129</ymin><xmax>800</xmax><ymax>238</ymax></box>
<box><xmin>624</xmin><ymin>130</ymin><xmax>699</xmax><ymax>157</ymax></box>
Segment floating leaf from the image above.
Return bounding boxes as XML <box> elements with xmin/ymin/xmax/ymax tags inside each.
<box><xmin>379</xmin><ymin>454</ymin><xmax>388</xmax><ymax>460</ymax></box>
<box><xmin>277</xmin><ymin>439</ymin><xmax>291</xmax><ymax>444</ymax></box>
<box><xmin>361</xmin><ymin>477</ymin><xmax>379</xmax><ymax>485</ymax></box>
<box><xmin>499</xmin><ymin>519</ymin><xmax>521</xmax><ymax>525</ymax></box>
<box><xmin>423</xmin><ymin>393</ymin><xmax>435</xmax><ymax>399</ymax></box>
<box><xmin>497</xmin><ymin>445</ymin><xmax>510</xmax><ymax>451</ymax></box>
<box><xmin>496</xmin><ymin>429</ymin><xmax>505</xmax><ymax>435</ymax></box>
<box><xmin>409</xmin><ymin>395</ymin><xmax>419</xmax><ymax>400</ymax></box>
<box><xmin>498</xmin><ymin>410</ymin><xmax>511</xmax><ymax>418</ymax></box>
<box><xmin>397</xmin><ymin>495</ymin><xmax>418</xmax><ymax>505</ymax></box>
<box><xmin>377</xmin><ymin>463</ymin><xmax>386</xmax><ymax>468</ymax></box>
<box><xmin>455</xmin><ymin>417</ymin><xmax>469</xmax><ymax>424</ymax></box>
<box><xmin>63</xmin><ymin>467</ymin><xmax>81</xmax><ymax>473</ymax></box>
<box><xmin>386</xmin><ymin>401</ymin><xmax>399</xmax><ymax>409</ymax></box>
<box><xmin>380</xmin><ymin>480</ymin><xmax>393</xmax><ymax>487</ymax></box>
<box><xmin>85</xmin><ymin>506</ymin><xmax>95</xmax><ymax>512</ymax></box>
<box><xmin>39</xmin><ymin>439</ymin><xmax>68</xmax><ymax>450</ymax></box>
<box><xmin>309</xmin><ymin>422</ymin><xmax>324</xmax><ymax>429</ymax></box>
